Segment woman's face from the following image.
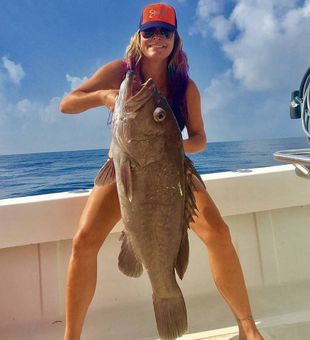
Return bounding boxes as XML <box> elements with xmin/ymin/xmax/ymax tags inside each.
<box><xmin>140</xmin><ymin>27</ymin><xmax>175</xmax><ymax>62</ymax></box>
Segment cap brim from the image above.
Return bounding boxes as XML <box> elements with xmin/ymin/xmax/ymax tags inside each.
<box><xmin>140</xmin><ymin>21</ymin><xmax>176</xmax><ymax>31</ymax></box>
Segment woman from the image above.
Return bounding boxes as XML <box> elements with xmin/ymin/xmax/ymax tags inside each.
<box><xmin>60</xmin><ymin>3</ymin><xmax>263</xmax><ymax>340</ymax></box>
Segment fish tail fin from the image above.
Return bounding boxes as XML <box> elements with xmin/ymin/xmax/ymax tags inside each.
<box><xmin>118</xmin><ymin>231</ymin><xmax>143</xmax><ymax>277</ymax></box>
<box><xmin>152</xmin><ymin>292</ymin><xmax>188</xmax><ymax>340</ymax></box>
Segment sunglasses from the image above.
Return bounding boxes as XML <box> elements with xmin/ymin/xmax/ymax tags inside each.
<box><xmin>140</xmin><ymin>27</ymin><xmax>175</xmax><ymax>39</ymax></box>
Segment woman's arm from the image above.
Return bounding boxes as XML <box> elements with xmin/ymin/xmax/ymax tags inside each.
<box><xmin>59</xmin><ymin>60</ymin><xmax>125</xmax><ymax>114</ymax></box>
<box><xmin>183</xmin><ymin>79</ymin><xmax>207</xmax><ymax>153</ymax></box>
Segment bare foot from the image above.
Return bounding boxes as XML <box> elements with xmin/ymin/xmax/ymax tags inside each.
<box><xmin>239</xmin><ymin>335</ymin><xmax>264</xmax><ymax>340</ymax></box>
<box><xmin>237</xmin><ymin>315</ymin><xmax>264</xmax><ymax>340</ymax></box>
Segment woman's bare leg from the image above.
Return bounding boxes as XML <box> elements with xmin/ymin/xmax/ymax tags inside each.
<box><xmin>64</xmin><ymin>183</ymin><xmax>120</xmax><ymax>340</ymax></box>
<box><xmin>190</xmin><ymin>177</ymin><xmax>263</xmax><ymax>340</ymax></box>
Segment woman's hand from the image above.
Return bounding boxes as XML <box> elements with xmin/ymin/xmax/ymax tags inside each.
<box><xmin>60</xmin><ymin>88</ymin><xmax>119</xmax><ymax>114</ymax></box>
<box><xmin>183</xmin><ymin>134</ymin><xmax>206</xmax><ymax>154</ymax></box>
<box><xmin>101</xmin><ymin>89</ymin><xmax>119</xmax><ymax>112</ymax></box>
<box><xmin>59</xmin><ymin>60</ymin><xmax>125</xmax><ymax>114</ymax></box>
<box><xmin>183</xmin><ymin>79</ymin><xmax>207</xmax><ymax>153</ymax></box>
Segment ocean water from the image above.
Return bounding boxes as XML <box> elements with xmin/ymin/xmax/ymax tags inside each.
<box><xmin>0</xmin><ymin>137</ymin><xmax>309</xmax><ymax>200</ymax></box>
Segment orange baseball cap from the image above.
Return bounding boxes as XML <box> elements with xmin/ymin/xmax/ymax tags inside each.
<box><xmin>139</xmin><ymin>3</ymin><xmax>177</xmax><ymax>31</ymax></box>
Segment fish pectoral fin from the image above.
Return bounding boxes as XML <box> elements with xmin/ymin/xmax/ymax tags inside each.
<box><xmin>120</xmin><ymin>159</ymin><xmax>133</xmax><ymax>202</ymax></box>
<box><xmin>118</xmin><ymin>231</ymin><xmax>143</xmax><ymax>278</ymax></box>
<box><xmin>94</xmin><ymin>158</ymin><xmax>116</xmax><ymax>186</ymax></box>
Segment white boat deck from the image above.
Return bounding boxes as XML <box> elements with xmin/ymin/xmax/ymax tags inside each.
<box><xmin>1</xmin><ymin>164</ymin><xmax>310</xmax><ymax>340</ymax></box>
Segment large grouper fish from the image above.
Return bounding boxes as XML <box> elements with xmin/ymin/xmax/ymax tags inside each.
<box><xmin>95</xmin><ymin>71</ymin><xmax>205</xmax><ymax>340</ymax></box>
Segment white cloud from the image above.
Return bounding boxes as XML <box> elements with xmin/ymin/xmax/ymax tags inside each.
<box><xmin>195</xmin><ymin>0</ymin><xmax>310</xmax><ymax>91</ymax></box>
<box><xmin>16</xmin><ymin>98</ymin><xmax>32</xmax><ymax>113</ymax></box>
<box><xmin>2</xmin><ymin>56</ymin><xmax>25</xmax><ymax>85</ymax></box>
<box><xmin>66</xmin><ymin>74</ymin><xmax>88</xmax><ymax>91</ymax></box>
<box><xmin>209</xmin><ymin>15</ymin><xmax>231</xmax><ymax>42</ymax></box>
<box><xmin>0</xmin><ymin>69</ymin><xmax>111</xmax><ymax>155</ymax></box>
<box><xmin>202</xmin><ymin>70</ymin><xmax>304</xmax><ymax>141</ymax></box>
<box><xmin>196</xmin><ymin>0</ymin><xmax>223</xmax><ymax>21</ymax></box>
<box><xmin>192</xmin><ymin>0</ymin><xmax>310</xmax><ymax>141</ymax></box>
<box><xmin>190</xmin><ymin>0</ymin><xmax>225</xmax><ymax>36</ymax></box>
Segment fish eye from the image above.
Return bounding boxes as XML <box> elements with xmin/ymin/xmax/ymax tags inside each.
<box><xmin>153</xmin><ymin>107</ymin><xmax>166</xmax><ymax>122</ymax></box>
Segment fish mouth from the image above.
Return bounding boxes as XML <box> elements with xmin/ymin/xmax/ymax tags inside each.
<box><xmin>125</xmin><ymin>71</ymin><xmax>142</xmax><ymax>99</ymax></box>
<box><xmin>126</xmin><ymin>71</ymin><xmax>155</xmax><ymax>98</ymax></box>
<box><xmin>124</xmin><ymin>72</ymin><xmax>156</xmax><ymax>111</ymax></box>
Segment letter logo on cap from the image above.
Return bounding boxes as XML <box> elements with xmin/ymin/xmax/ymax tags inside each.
<box><xmin>148</xmin><ymin>8</ymin><xmax>169</xmax><ymax>19</ymax></box>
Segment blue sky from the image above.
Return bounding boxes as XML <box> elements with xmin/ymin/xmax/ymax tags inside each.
<box><xmin>1</xmin><ymin>0</ymin><xmax>310</xmax><ymax>155</ymax></box>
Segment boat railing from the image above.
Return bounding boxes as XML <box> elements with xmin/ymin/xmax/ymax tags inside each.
<box><xmin>274</xmin><ymin>148</ymin><xmax>310</xmax><ymax>178</ymax></box>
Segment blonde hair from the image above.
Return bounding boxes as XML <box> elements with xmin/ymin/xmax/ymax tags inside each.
<box><xmin>124</xmin><ymin>31</ymin><xmax>188</xmax><ymax>74</ymax></box>
<box><xmin>124</xmin><ymin>30</ymin><xmax>189</xmax><ymax>129</ymax></box>
<box><xmin>125</xmin><ymin>31</ymin><xmax>142</xmax><ymax>69</ymax></box>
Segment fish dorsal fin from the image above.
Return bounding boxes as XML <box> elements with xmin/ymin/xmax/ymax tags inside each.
<box><xmin>184</xmin><ymin>155</ymin><xmax>205</xmax><ymax>226</ymax></box>
<box><xmin>121</xmin><ymin>159</ymin><xmax>133</xmax><ymax>202</ymax></box>
<box><xmin>175</xmin><ymin>156</ymin><xmax>205</xmax><ymax>280</ymax></box>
